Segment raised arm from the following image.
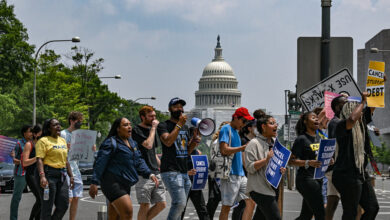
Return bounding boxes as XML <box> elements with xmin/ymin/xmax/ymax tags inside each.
<box><xmin>345</xmin><ymin>92</ymin><xmax>367</xmax><ymax>130</ymax></box>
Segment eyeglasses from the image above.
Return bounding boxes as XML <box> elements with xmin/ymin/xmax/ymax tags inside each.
<box><xmin>267</xmin><ymin>121</ymin><xmax>278</xmax><ymax>126</ymax></box>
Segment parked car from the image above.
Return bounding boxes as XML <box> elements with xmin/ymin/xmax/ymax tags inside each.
<box><xmin>0</xmin><ymin>163</ymin><xmax>14</xmax><ymax>193</ymax></box>
<box><xmin>78</xmin><ymin>161</ymin><xmax>94</xmax><ymax>185</ymax></box>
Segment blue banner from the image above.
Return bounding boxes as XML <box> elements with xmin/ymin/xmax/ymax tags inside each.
<box><xmin>191</xmin><ymin>155</ymin><xmax>208</xmax><ymax>190</ymax></box>
<box><xmin>265</xmin><ymin>139</ymin><xmax>291</xmax><ymax>188</ymax></box>
<box><xmin>314</xmin><ymin>139</ymin><xmax>336</xmax><ymax>179</ymax></box>
<box><xmin>0</xmin><ymin>135</ymin><xmax>18</xmax><ymax>163</ymax></box>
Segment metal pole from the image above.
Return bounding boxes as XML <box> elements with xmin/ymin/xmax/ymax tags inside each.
<box><xmin>321</xmin><ymin>0</ymin><xmax>331</xmax><ymax>80</ymax></box>
<box><xmin>33</xmin><ymin>38</ymin><xmax>80</xmax><ymax>125</ymax></box>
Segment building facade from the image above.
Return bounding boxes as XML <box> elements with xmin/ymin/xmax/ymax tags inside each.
<box><xmin>357</xmin><ymin>29</ymin><xmax>390</xmax><ymax>145</ymax></box>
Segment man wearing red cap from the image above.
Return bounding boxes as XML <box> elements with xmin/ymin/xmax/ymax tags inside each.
<box><xmin>218</xmin><ymin>107</ymin><xmax>255</xmax><ymax>220</ymax></box>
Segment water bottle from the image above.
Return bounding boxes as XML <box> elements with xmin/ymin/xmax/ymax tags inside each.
<box><xmin>43</xmin><ymin>185</ymin><xmax>49</xmax><ymax>201</ymax></box>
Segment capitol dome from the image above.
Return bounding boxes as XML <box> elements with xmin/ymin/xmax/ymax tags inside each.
<box><xmin>195</xmin><ymin>36</ymin><xmax>241</xmax><ymax>108</ymax></box>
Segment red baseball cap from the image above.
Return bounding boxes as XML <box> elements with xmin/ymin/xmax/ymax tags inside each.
<box><xmin>232</xmin><ymin>107</ymin><xmax>254</xmax><ymax>121</ymax></box>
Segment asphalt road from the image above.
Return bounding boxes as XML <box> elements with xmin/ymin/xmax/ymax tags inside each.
<box><xmin>1</xmin><ymin>178</ymin><xmax>390</xmax><ymax>220</ymax></box>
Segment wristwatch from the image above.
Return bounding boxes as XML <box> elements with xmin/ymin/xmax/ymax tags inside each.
<box><xmin>305</xmin><ymin>160</ymin><xmax>309</xmax><ymax>169</ymax></box>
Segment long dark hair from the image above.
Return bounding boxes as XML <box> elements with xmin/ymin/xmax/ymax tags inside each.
<box><xmin>295</xmin><ymin>112</ymin><xmax>314</xmax><ymax>136</ymax></box>
<box><xmin>42</xmin><ymin>118</ymin><xmax>56</xmax><ymax>137</ymax></box>
<box><xmin>32</xmin><ymin>124</ymin><xmax>42</xmax><ymax>140</ymax></box>
<box><xmin>106</xmin><ymin>117</ymin><xmax>125</xmax><ymax>140</ymax></box>
<box><xmin>256</xmin><ymin>114</ymin><xmax>273</xmax><ymax>135</ymax></box>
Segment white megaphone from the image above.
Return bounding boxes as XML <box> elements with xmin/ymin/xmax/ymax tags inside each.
<box><xmin>191</xmin><ymin>117</ymin><xmax>216</xmax><ymax>137</ymax></box>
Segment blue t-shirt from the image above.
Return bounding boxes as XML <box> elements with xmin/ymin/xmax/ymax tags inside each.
<box><xmin>218</xmin><ymin>124</ymin><xmax>245</xmax><ymax>176</ymax></box>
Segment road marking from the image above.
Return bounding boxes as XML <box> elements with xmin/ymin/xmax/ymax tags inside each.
<box><xmin>80</xmin><ymin>194</ymin><xmax>140</xmax><ymax>206</ymax></box>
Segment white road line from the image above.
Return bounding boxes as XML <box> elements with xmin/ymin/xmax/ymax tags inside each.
<box><xmin>378</xmin><ymin>212</ymin><xmax>390</xmax><ymax>215</ymax></box>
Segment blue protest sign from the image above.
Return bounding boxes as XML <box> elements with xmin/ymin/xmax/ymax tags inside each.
<box><xmin>314</xmin><ymin>139</ymin><xmax>336</xmax><ymax>179</ymax></box>
<box><xmin>265</xmin><ymin>139</ymin><xmax>291</xmax><ymax>188</ymax></box>
<box><xmin>0</xmin><ymin>135</ymin><xmax>18</xmax><ymax>163</ymax></box>
<box><xmin>191</xmin><ymin>155</ymin><xmax>208</xmax><ymax>190</ymax></box>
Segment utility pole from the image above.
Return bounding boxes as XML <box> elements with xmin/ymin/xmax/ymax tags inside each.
<box><xmin>321</xmin><ymin>0</ymin><xmax>331</xmax><ymax>80</ymax></box>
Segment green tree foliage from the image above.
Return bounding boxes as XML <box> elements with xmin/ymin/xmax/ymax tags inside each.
<box><xmin>0</xmin><ymin>0</ymin><xmax>34</xmax><ymax>93</ymax></box>
<box><xmin>372</xmin><ymin>141</ymin><xmax>390</xmax><ymax>172</ymax></box>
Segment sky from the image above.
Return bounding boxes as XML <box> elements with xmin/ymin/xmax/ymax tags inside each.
<box><xmin>7</xmin><ymin>0</ymin><xmax>390</xmax><ymax>115</ymax></box>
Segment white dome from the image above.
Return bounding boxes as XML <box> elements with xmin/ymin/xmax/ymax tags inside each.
<box><xmin>202</xmin><ymin>61</ymin><xmax>235</xmax><ymax>77</ymax></box>
<box><xmin>194</xmin><ymin>36</ymin><xmax>241</xmax><ymax>109</ymax></box>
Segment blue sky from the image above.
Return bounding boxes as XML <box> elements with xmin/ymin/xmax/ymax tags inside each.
<box><xmin>8</xmin><ymin>0</ymin><xmax>390</xmax><ymax>115</ymax></box>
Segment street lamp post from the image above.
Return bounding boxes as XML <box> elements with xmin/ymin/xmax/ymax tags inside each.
<box><xmin>33</xmin><ymin>37</ymin><xmax>81</xmax><ymax>125</ymax></box>
<box><xmin>99</xmin><ymin>75</ymin><xmax>122</xmax><ymax>79</ymax></box>
<box><xmin>134</xmin><ymin>97</ymin><xmax>156</xmax><ymax>102</ymax></box>
<box><xmin>370</xmin><ymin>48</ymin><xmax>390</xmax><ymax>53</ymax></box>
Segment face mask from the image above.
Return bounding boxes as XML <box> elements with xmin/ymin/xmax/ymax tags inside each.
<box><xmin>74</xmin><ymin>121</ymin><xmax>82</xmax><ymax>129</ymax></box>
<box><xmin>171</xmin><ymin>110</ymin><xmax>183</xmax><ymax>119</ymax></box>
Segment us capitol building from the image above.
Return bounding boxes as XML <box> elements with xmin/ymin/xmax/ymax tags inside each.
<box><xmin>187</xmin><ymin>36</ymin><xmax>242</xmax><ymax>128</ymax></box>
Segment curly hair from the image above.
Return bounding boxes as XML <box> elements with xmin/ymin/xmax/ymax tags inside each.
<box><xmin>295</xmin><ymin>112</ymin><xmax>315</xmax><ymax>136</ymax></box>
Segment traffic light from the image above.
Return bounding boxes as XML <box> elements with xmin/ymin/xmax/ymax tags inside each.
<box><xmin>288</xmin><ymin>91</ymin><xmax>301</xmax><ymax>111</ymax></box>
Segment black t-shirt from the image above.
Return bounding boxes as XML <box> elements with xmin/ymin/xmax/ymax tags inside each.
<box><xmin>157</xmin><ymin>120</ymin><xmax>190</xmax><ymax>173</ymax></box>
<box><xmin>292</xmin><ymin>133</ymin><xmax>321</xmax><ymax>177</ymax></box>
<box><xmin>328</xmin><ymin>116</ymin><xmax>340</xmax><ymax>139</ymax></box>
<box><xmin>333</xmin><ymin>107</ymin><xmax>372</xmax><ymax>179</ymax></box>
<box><xmin>132</xmin><ymin>125</ymin><xmax>160</xmax><ymax>174</ymax></box>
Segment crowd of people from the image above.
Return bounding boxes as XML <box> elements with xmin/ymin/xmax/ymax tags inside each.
<box><xmin>8</xmin><ymin>93</ymin><xmax>381</xmax><ymax>220</ymax></box>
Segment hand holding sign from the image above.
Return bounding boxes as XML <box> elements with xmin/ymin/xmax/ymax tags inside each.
<box><xmin>265</xmin><ymin>139</ymin><xmax>291</xmax><ymax>188</ymax></box>
<box><xmin>314</xmin><ymin>139</ymin><xmax>336</xmax><ymax>179</ymax></box>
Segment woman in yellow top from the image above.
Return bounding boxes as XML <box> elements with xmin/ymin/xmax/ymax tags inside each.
<box><xmin>35</xmin><ymin>118</ymin><xmax>74</xmax><ymax>220</ymax></box>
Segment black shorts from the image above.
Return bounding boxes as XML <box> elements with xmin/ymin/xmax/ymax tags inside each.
<box><xmin>101</xmin><ymin>171</ymin><xmax>130</xmax><ymax>202</ymax></box>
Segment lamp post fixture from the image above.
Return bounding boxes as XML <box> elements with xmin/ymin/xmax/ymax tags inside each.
<box><xmin>99</xmin><ymin>75</ymin><xmax>122</xmax><ymax>79</ymax></box>
<box><xmin>370</xmin><ymin>48</ymin><xmax>390</xmax><ymax>53</ymax></box>
<box><xmin>33</xmin><ymin>37</ymin><xmax>81</xmax><ymax>125</ymax></box>
<box><xmin>134</xmin><ymin>97</ymin><xmax>156</xmax><ymax>102</ymax></box>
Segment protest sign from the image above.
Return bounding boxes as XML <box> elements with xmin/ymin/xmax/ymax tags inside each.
<box><xmin>0</xmin><ymin>135</ymin><xmax>18</xmax><ymax>163</ymax></box>
<box><xmin>366</xmin><ymin>61</ymin><xmax>385</xmax><ymax>108</ymax></box>
<box><xmin>314</xmin><ymin>139</ymin><xmax>336</xmax><ymax>179</ymax></box>
<box><xmin>266</xmin><ymin>139</ymin><xmax>291</xmax><ymax>188</ymax></box>
<box><xmin>68</xmin><ymin>129</ymin><xmax>97</xmax><ymax>162</ymax></box>
<box><xmin>191</xmin><ymin>155</ymin><xmax>208</xmax><ymax>190</ymax></box>
<box><xmin>324</xmin><ymin>91</ymin><xmax>362</xmax><ymax>120</ymax></box>
<box><xmin>299</xmin><ymin>69</ymin><xmax>361</xmax><ymax>111</ymax></box>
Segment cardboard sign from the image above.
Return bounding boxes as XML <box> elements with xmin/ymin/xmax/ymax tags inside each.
<box><xmin>366</xmin><ymin>61</ymin><xmax>385</xmax><ymax>108</ymax></box>
<box><xmin>299</xmin><ymin>69</ymin><xmax>361</xmax><ymax>111</ymax></box>
<box><xmin>266</xmin><ymin>139</ymin><xmax>291</xmax><ymax>188</ymax></box>
<box><xmin>191</xmin><ymin>155</ymin><xmax>208</xmax><ymax>190</ymax></box>
<box><xmin>0</xmin><ymin>135</ymin><xmax>18</xmax><ymax>163</ymax></box>
<box><xmin>314</xmin><ymin>139</ymin><xmax>336</xmax><ymax>179</ymax></box>
<box><xmin>68</xmin><ymin>129</ymin><xmax>97</xmax><ymax>162</ymax></box>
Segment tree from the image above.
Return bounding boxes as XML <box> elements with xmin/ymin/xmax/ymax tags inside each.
<box><xmin>0</xmin><ymin>0</ymin><xmax>34</xmax><ymax>93</ymax></box>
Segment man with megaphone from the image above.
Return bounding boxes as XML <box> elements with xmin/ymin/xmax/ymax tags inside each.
<box><xmin>157</xmin><ymin>97</ymin><xmax>201</xmax><ymax>220</ymax></box>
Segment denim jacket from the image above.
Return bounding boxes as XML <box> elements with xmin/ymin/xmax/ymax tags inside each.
<box><xmin>91</xmin><ymin>136</ymin><xmax>151</xmax><ymax>185</ymax></box>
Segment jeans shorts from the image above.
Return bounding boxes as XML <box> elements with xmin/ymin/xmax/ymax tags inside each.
<box><xmin>135</xmin><ymin>174</ymin><xmax>166</xmax><ymax>204</ymax></box>
<box><xmin>66</xmin><ymin>176</ymin><xmax>83</xmax><ymax>198</ymax></box>
<box><xmin>220</xmin><ymin>175</ymin><xmax>249</xmax><ymax>206</ymax></box>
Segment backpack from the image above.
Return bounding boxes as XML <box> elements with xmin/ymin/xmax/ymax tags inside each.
<box><xmin>209</xmin><ymin>127</ymin><xmax>233</xmax><ymax>179</ymax></box>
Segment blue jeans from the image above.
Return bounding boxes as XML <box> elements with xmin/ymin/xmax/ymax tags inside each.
<box><xmin>161</xmin><ymin>171</ymin><xmax>191</xmax><ymax>220</ymax></box>
<box><xmin>10</xmin><ymin>175</ymin><xmax>26</xmax><ymax>220</ymax></box>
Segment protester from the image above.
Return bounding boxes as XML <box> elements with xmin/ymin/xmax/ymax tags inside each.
<box><xmin>313</xmin><ymin>107</ymin><xmax>329</xmax><ymax>207</ymax></box>
<box><xmin>245</xmin><ymin>114</ymin><xmax>285</xmax><ymax>220</ymax></box>
<box><xmin>132</xmin><ymin>106</ymin><xmax>167</xmax><ymax>220</ymax></box>
<box><xmin>22</xmin><ymin>124</ymin><xmax>42</xmax><ymax>220</ymax></box>
<box><xmin>10</xmin><ymin>125</ymin><xmax>33</xmax><ymax>220</ymax></box>
<box><xmin>207</xmin><ymin>121</ymin><xmax>229</xmax><ymax>219</ymax></box>
<box><xmin>90</xmin><ymin>117</ymin><xmax>158</xmax><ymax>219</ymax></box>
<box><xmin>181</xmin><ymin>148</ymin><xmax>210</xmax><ymax>220</ymax></box>
<box><xmin>233</xmin><ymin>119</ymin><xmax>256</xmax><ymax>220</ymax></box>
<box><xmin>60</xmin><ymin>111</ymin><xmax>89</xmax><ymax>220</ymax></box>
<box><xmin>157</xmin><ymin>97</ymin><xmax>201</xmax><ymax>220</ymax></box>
<box><xmin>332</xmin><ymin>92</ymin><xmax>379</xmax><ymax>220</ymax></box>
<box><xmin>325</xmin><ymin>95</ymin><xmax>347</xmax><ymax>220</ymax></box>
<box><xmin>36</xmin><ymin>118</ymin><xmax>74</xmax><ymax>220</ymax></box>
<box><xmin>289</xmin><ymin>112</ymin><xmax>325</xmax><ymax>220</ymax></box>
<box><xmin>218</xmin><ymin>107</ymin><xmax>255</xmax><ymax>220</ymax></box>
